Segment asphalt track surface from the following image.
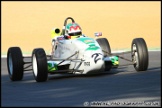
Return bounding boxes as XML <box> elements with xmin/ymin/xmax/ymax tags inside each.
<box><xmin>1</xmin><ymin>51</ymin><xmax>161</xmax><ymax>107</ymax></box>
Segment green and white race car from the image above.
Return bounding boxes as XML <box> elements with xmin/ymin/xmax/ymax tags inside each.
<box><xmin>7</xmin><ymin>17</ymin><xmax>149</xmax><ymax>82</ymax></box>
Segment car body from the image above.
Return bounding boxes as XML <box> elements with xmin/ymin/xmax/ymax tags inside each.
<box><xmin>7</xmin><ymin>17</ymin><xmax>148</xmax><ymax>82</ymax></box>
<box><xmin>47</xmin><ymin>35</ymin><xmax>116</xmax><ymax>74</ymax></box>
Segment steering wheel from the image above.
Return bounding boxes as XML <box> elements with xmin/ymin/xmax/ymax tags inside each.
<box><xmin>61</xmin><ymin>17</ymin><xmax>75</xmax><ymax>35</ymax></box>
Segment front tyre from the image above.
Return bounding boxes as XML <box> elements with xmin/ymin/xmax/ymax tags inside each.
<box><xmin>7</xmin><ymin>47</ymin><xmax>24</xmax><ymax>81</ymax></box>
<box><xmin>32</xmin><ymin>48</ymin><xmax>48</xmax><ymax>82</ymax></box>
<box><xmin>131</xmin><ymin>38</ymin><xmax>149</xmax><ymax>71</ymax></box>
<box><xmin>96</xmin><ymin>38</ymin><xmax>112</xmax><ymax>71</ymax></box>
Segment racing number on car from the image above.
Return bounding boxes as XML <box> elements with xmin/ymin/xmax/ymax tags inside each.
<box><xmin>91</xmin><ymin>53</ymin><xmax>102</xmax><ymax>64</ymax></box>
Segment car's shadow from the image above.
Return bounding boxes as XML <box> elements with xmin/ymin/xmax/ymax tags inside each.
<box><xmin>48</xmin><ymin>67</ymin><xmax>128</xmax><ymax>81</ymax></box>
<box><xmin>2</xmin><ymin>66</ymin><xmax>160</xmax><ymax>83</ymax></box>
<box><xmin>48</xmin><ymin>66</ymin><xmax>161</xmax><ymax>81</ymax></box>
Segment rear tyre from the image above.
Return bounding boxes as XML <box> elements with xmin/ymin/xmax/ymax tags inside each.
<box><xmin>131</xmin><ymin>38</ymin><xmax>149</xmax><ymax>71</ymax></box>
<box><xmin>96</xmin><ymin>38</ymin><xmax>112</xmax><ymax>71</ymax></box>
<box><xmin>7</xmin><ymin>47</ymin><xmax>24</xmax><ymax>81</ymax></box>
<box><xmin>32</xmin><ymin>48</ymin><xmax>48</xmax><ymax>82</ymax></box>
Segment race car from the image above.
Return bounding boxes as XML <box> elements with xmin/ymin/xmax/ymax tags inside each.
<box><xmin>7</xmin><ymin>17</ymin><xmax>149</xmax><ymax>82</ymax></box>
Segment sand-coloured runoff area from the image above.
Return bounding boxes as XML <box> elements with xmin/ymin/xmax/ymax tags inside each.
<box><xmin>2</xmin><ymin>1</ymin><xmax>160</xmax><ymax>55</ymax></box>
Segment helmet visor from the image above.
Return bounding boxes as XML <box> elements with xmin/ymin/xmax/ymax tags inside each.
<box><xmin>68</xmin><ymin>32</ymin><xmax>82</xmax><ymax>36</ymax></box>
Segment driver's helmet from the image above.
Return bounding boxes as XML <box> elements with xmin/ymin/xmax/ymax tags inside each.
<box><xmin>65</xmin><ymin>23</ymin><xmax>82</xmax><ymax>39</ymax></box>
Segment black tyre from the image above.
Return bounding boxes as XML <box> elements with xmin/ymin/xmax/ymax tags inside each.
<box><xmin>7</xmin><ymin>47</ymin><xmax>24</xmax><ymax>81</ymax></box>
<box><xmin>96</xmin><ymin>38</ymin><xmax>112</xmax><ymax>71</ymax></box>
<box><xmin>32</xmin><ymin>48</ymin><xmax>48</xmax><ymax>82</ymax></box>
<box><xmin>96</xmin><ymin>38</ymin><xmax>111</xmax><ymax>56</ymax></box>
<box><xmin>131</xmin><ymin>38</ymin><xmax>149</xmax><ymax>71</ymax></box>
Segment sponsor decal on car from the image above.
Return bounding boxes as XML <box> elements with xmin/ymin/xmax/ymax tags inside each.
<box><xmin>84</xmin><ymin>62</ymin><xmax>90</xmax><ymax>66</ymax></box>
<box><xmin>57</xmin><ymin>36</ymin><xmax>65</xmax><ymax>41</ymax></box>
<box><xmin>86</xmin><ymin>44</ymin><xmax>99</xmax><ymax>51</ymax></box>
<box><xmin>78</xmin><ymin>37</ymin><xmax>99</xmax><ymax>50</ymax></box>
<box><xmin>77</xmin><ymin>37</ymin><xmax>95</xmax><ymax>44</ymax></box>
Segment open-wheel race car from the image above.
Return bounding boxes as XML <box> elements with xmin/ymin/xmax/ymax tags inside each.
<box><xmin>7</xmin><ymin>17</ymin><xmax>149</xmax><ymax>82</ymax></box>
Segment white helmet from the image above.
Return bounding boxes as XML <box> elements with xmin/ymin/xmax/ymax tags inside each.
<box><xmin>65</xmin><ymin>23</ymin><xmax>82</xmax><ymax>38</ymax></box>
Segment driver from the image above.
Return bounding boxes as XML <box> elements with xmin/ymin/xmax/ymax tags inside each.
<box><xmin>51</xmin><ymin>22</ymin><xmax>83</xmax><ymax>57</ymax></box>
<box><xmin>64</xmin><ymin>22</ymin><xmax>82</xmax><ymax>39</ymax></box>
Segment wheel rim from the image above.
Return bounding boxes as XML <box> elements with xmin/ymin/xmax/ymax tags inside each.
<box><xmin>8</xmin><ymin>53</ymin><xmax>13</xmax><ymax>75</ymax></box>
<box><xmin>132</xmin><ymin>44</ymin><xmax>139</xmax><ymax>68</ymax></box>
<box><xmin>33</xmin><ymin>54</ymin><xmax>38</xmax><ymax>77</ymax></box>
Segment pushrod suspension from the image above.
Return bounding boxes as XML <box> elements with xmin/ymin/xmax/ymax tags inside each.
<box><xmin>102</xmin><ymin>50</ymin><xmax>133</xmax><ymax>62</ymax></box>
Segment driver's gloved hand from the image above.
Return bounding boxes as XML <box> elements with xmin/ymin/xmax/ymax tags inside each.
<box><xmin>64</xmin><ymin>35</ymin><xmax>68</xmax><ymax>39</ymax></box>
